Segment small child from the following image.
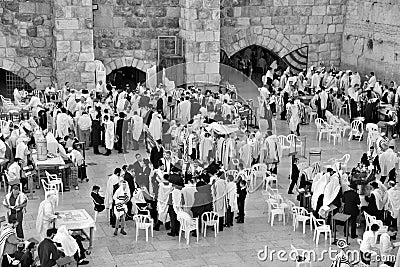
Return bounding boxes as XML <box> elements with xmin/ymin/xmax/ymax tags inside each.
<box><xmin>236</xmin><ymin>179</ymin><xmax>248</xmax><ymax>224</ymax></box>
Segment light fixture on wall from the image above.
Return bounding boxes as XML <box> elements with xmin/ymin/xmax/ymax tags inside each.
<box><xmin>92</xmin><ymin>4</ymin><xmax>98</xmax><ymax>11</ymax></box>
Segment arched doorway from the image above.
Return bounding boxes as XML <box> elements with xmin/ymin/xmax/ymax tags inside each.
<box><xmin>106</xmin><ymin>67</ymin><xmax>146</xmax><ymax>89</ymax></box>
<box><xmin>0</xmin><ymin>68</ymin><xmax>32</xmax><ymax>98</ymax></box>
<box><xmin>226</xmin><ymin>45</ymin><xmax>287</xmax><ymax>87</ymax></box>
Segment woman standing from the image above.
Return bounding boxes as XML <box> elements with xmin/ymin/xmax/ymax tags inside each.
<box><xmin>113</xmin><ymin>181</ymin><xmax>131</xmax><ymax>236</ymax></box>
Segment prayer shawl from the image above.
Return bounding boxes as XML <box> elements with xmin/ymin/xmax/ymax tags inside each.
<box><xmin>322</xmin><ymin>173</ymin><xmax>341</xmax><ymax>209</ymax></box>
<box><xmin>181</xmin><ymin>184</ymin><xmax>196</xmax><ymax>216</ymax></box>
<box><xmin>104</xmin><ymin>120</ymin><xmax>114</xmax><ymax>150</ymax></box>
<box><xmin>36</xmin><ymin>195</ymin><xmax>58</xmax><ymax>240</ymax></box>
<box><xmin>371</xmin><ymin>189</ymin><xmax>384</xmax><ymax>211</ymax></box>
<box><xmin>379</xmin><ymin>148</ymin><xmax>398</xmax><ymax>176</ymax></box>
<box><xmin>171</xmin><ymin>188</ymin><xmax>183</xmax><ymax>214</ymax></box>
<box><xmin>288</xmin><ymin>103</ymin><xmax>300</xmax><ymax>132</ymax></box>
<box><xmin>226</xmin><ymin>181</ymin><xmax>238</xmax><ymax>212</ymax></box>
<box><xmin>199</xmin><ymin>137</ymin><xmax>213</xmax><ymax>161</ymax></box>
<box><xmin>216</xmin><ymin>138</ymin><xmax>224</xmax><ymax>162</ymax></box>
<box><xmin>131</xmin><ymin>189</ymin><xmax>146</xmax><ymax>214</ymax></box>
<box><xmin>239</xmin><ymin>143</ymin><xmax>252</xmax><ymax>168</ymax></box>
<box><xmin>386</xmin><ymin>187</ymin><xmax>400</xmax><ymax>218</ymax></box>
<box><xmin>178</xmin><ymin>100</ymin><xmax>191</xmax><ymax>125</ymax></box>
<box><xmin>0</xmin><ymin>224</ymin><xmax>16</xmax><ymax>265</ymax></box>
<box><xmin>188</xmin><ymin>134</ymin><xmax>195</xmax><ymax>156</ymax></box>
<box><xmin>311</xmin><ymin>173</ymin><xmax>328</xmax><ymax>210</ymax></box>
<box><xmin>113</xmin><ymin>182</ymin><xmax>131</xmax><ymax>218</ymax></box>
<box><xmin>212</xmin><ymin>178</ymin><xmax>227</xmax><ymax>217</ymax></box>
<box><xmin>105</xmin><ymin>174</ymin><xmax>121</xmax><ymax>209</ymax></box>
<box><xmin>149</xmin><ymin>113</ymin><xmax>162</xmax><ymax>141</ymax></box>
<box><xmin>222</xmin><ymin>138</ymin><xmax>235</xmax><ymax>169</ymax></box>
<box><xmin>56</xmin><ymin>113</ymin><xmax>70</xmax><ymax>138</ymax></box>
<box><xmin>157</xmin><ymin>183</ymin><xmax>172</xmax><ymax>223</ymax></box>
<box><xmin>132</xmin><ymin>115</ymin><xmax>143</xmax><ymax>141</ymax></box>
<box><xmin>320</xmin><ymin>91</ymin><xmax>328</xmax><ymax>109</ymax></box>
<box><xmin>265</xmin><ymin>135</ymin><xmax>282</xmax><ymax>164</ymax></box>
<box><xmin>3</xmin><ymin>192</ymin><xmax>27</xmax><ymax>217</ymax></box>
<box><xmin>53</xmin><ymin>225</ymin><xmax>79</xmax><ymax>257</ymax></box>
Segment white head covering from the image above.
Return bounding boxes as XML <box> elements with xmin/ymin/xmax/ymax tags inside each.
<box><xmin>53</xmin><ymin>225</ymin><xmax>79</xmax><ymax>257</ymax></box>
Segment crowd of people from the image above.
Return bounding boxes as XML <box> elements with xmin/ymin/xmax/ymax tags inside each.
<box><xmin>1</xmin><ymin>57</ymin><xmax>400</xmax><ymax>266</ymax></box>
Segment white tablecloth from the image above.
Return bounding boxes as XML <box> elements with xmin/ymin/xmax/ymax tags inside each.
<box><xmin>55</xmin><ymin>209</ymin><xmax>95</xmax><ymax>230</ymax></box>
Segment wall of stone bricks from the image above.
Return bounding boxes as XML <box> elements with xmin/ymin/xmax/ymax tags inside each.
<box><xmin>54</xmin><ymin>0</ymin><xmax>95</xmax><ymax>90</ymax></box>
<box><xmin>0</xmin><ymin>0</ymin><xmax>54</xmax><ymax>88</ymax></box>
<box><xmin>220</xmin><ymin>0</ymin><xmax>347</xmax><ymax>68</ymax></box>
<box><xmin>179</xmin><ymin>0</ymin><xmax>221</xmax><ymax>84</ymax></box>
<box><xmin>341</xmin><ymin>0</ymin><xmax>400</xmax><ymax>82</ymax></box>
<box><xmin>93</xmin><ymin>0</ymin><xmax>180</xmax><ymax>73</ymax></box>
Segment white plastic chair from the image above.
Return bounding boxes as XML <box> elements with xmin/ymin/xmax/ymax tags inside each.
<box><xmin>277</xmin><ymin>135</ymin><xmax>291</xmax><ymax>154</ymax></box>
<box><xmin>339</xmin><ymin>118</ymin><xmax>351</xmax><ymax>138</ymax></box>
<box><xmin>308</xmin><ymin>104</ymin><xmax>318</xmax><ymax>123</ymax></box>
<box><xmin>287</xmin><ymin>134</ymin><xmax>303</xmax><ymax>155</ymax></box>
<box><xmin>290</xmin><ymin>244</ymin><xmax>312</xmax><ymax>267</ymax></box>
<box><xmin>328</xmin><ymin>124</ymin><xmax>342</xmax><ymax>145</ymax></box>
<box><xmin>45</xmin><ymin>171</ymin><xmax>63</xmax><ymax>197</ymax></box>
<box><xmin>267</xmin><ymin>199</ymin><xmax>285</xmax><ymax>226</ymax></box>
<box><xmin>314</xmin><ymin>118</ymin><xmax>331</xmax><ymax>141</ymax></box>
<box><xmin>201</xmin><ymin>211</ymin><xmax>219</xmax><ymax>238</ymax></box>
<box><xmin>178</xmin><ymin>212</ymin><xmax>199</xmax><ymax>245</ymax></box>
<box><xmin>311</xmin><ymin>214</ymin><xmax>332</xmax><ymax>245</ymax></box>
<box><xmin>348</xmin><ymin>119</ymin><xmax>363</xmax><ymax>141</ymax></box>
<box><xmin>133</xmin><ymin>214</ymin><xmax>154</xmax><ymax>242</ymax></box>
<box><xmin>251</xmin><ymin>163</ymin><xmax>273</xmax><ymax>189</ymax></box>
<box><xmin>292</xmin><ymin>206</ymin><xmax>311</xmax><ymax>234</ymax></box>
<box><xmin>41</xmin><ymin>179</ymin><xmax>59</xmax><ymax>206</ymax></box>
<box><xmin>364</xmin><ymin>212</ymin><xmax>387</xmax><ymax>243</ymax></box>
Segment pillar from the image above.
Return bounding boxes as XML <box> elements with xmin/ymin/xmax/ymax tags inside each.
<box><xmin>180</xmin><ymin>0</ymin><xmax>221</xmax><ymax>84</ymax></box>
<box><xmin>54</xmin><ymin>0</ymin><xmax>95</xmax><ymax>90</ymax></box>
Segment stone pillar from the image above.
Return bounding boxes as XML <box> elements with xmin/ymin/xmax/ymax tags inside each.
<box><xmin>54</xmin><ymin>0</ymin><xmax>95</xmax><ymax>90</ymax></box>
<box><xmin>180</xmin><ymin>0</ymin><xmax>220</xmax><ymax>84</ymax></box>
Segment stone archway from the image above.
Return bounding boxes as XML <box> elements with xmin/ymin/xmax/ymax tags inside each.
<box><xmin>102</xmin><ymin>57</ymin><xmax>155</xmax><ymax>76</ymax></box>
<box><xmin>222</xmin><ymin>28</ymin><xmax>298</xmax><ymax>59</ymax></box>
<box><xmin>0</xmin><ymin>58</ymin><xmax>39</xmax><ymax>88</ymax></box>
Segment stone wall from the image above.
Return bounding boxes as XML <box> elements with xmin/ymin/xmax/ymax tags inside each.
<box><xmin>93</xmin><ymin>0</ymin><xmax>181</xmax><ymax>73</ymax></box>
<box><xmin>0</xmin><ymin>0</ymin><xmax>54</xmax><ymax>88</ymax></box>
<box><xmin>220</xmin><ymin>0</ymin><xmax>347</xmax><ymax>68</ymax></box>
<box><xmin>341</xmin><ymin>0</ymin><xmax>400</xmax><ymax>82</ymax></box>
<box><xmin>179</xmin><ymin>0</ymin><xmax>221</xmax><ymax>84</ymax></box>
<box><xmin>54</xmin><ymin>0</ymin><xmax>95</xmax><ymax>90</ymax></box>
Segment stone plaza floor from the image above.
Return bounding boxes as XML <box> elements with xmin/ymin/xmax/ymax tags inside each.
<box><xmin>0</xmin><ymin>116</ymin><xmax>374</xmax><ymax>267</ymax></box>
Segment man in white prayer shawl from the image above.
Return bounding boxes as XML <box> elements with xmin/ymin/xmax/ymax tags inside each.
<box><xmin>52</xmin><ymin>225</ymin><xmax>79</xmax><ymax>258</ymax></box>
<box><xmin>148</xmin><ymin>112</ymin><xmax>162</xmax><ymax>142</ymax></box>
<box><xmin>105</xmin><ymin>168</ymin><xmax>122</xmax><ymax>228</ymax></box>
<box><xmin>131</xmin><ymin>111</ymin><xmax>143</xmax><ymax>150</ymax></box>
<box><xmin>177</xmin><ymin>96</ymin><xmax>191</xmax><ymax>125</ymax></box>
<box><xmin>35</xmin><ymin>194</ymin><xmax>58</xmax><ymax>240</ymax></box>
<box><xmin>385</xmin><ymin>182</ymin><xmax>400</xmax><ymax>229</ymax></box>
<box><xmin>379</xmin><ymin>139</ymin><xmax>399</xmax><ymax>183</ymax></box>
<box><xmin>154</xmin><ymin>181</ymin><xmax>172</xmax><ymax>231</ymax></box>
<box><xmin>311</xmin><ymin>172</ymin><xmax>328</xmax><ymax>211</ymax></box>
<box><xmin>103</xmin><ymin>114</ymin><xmax>114</xmax><ymax>156</ymax></box>
<box><xmin>319</xmin><ymin>171</ymin><xmax>341</xmax><ymax>218</ymax></box>
<box><xmin>56</xmin><ymin>108</ymin><xmax>72</xmax><ymax>139</ymax></box>
<box><xmin>212</xmin><ymin>173</ymin><xmax>227</xmax><ymax>232</ymax></box>
<box><xmin>181</xmin><ymin>179</ymin><xmax>196</xmax><ymax>216</ymax></box>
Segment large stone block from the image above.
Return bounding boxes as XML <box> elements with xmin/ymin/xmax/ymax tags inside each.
<box><xmin>186</xmin><ymin>62</ymin><xmax>205</xmax><ymax>75</ymax></box>
<box><xmin>327</xmin><ymin>5</ymin><xmax>341</xmax><ymax>15</ymax></box>
<box><xmin>57</xmin><ymin>41</ymin><xmax>71</xmax><ymax>52</ymax></box>
<box><xmin>297</xmin><ymin>0</ymin><xmax>314</xmax><ymax>5</ymax></box>
<box><xmin>194</xmin><ymin>74</ymin><xmax>208</xmax><ymax>83</ymax></box>
<box><xmin>56</xmin><ymin>19</ymin><xmax>79</xmax><ymax>30</ymax></box>
<box><xmin>273</xmin><ymin>0</ymin><xmax>288</xmax><ymax>5</ymax></box>
<box><xmin>312</xmin><ymin>6</ymin><xmax>326</xmax><ymax>16</ymax></box>
<box><xmin>79</xmin><ymin>52</ymin><xmax>94</xmax><ymax>61</ymax></box>
<box><xmin>19</xmin><ymin>2</ymin><xmax>36</xmax><ymax>14</ymax></box>
<box><xmin>81</xmin><ymin>72</ymin><xmax>95</xmax><ymax>83</ymax></box>
<box><xmin>32</xmin><ymin>38</ymin><xmax>46</xmax><ymax>48</ymax></box>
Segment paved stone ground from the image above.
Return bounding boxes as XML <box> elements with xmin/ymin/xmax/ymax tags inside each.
<box><xmin>0</xmin><ymin>116</ymin><xmax>372</xmax><ymax>267</ymax></box>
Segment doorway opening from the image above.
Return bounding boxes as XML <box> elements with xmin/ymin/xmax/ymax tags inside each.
<box><xmin>225</xmin><ymin>45</ymin><xmax>287</xmax><ymax>87</ymax></box>
<box><xmin>0</xmin><ymin>69</ymin><xmax>32</xmax><ymax>98</ymax></box>
<box><xmin>106</xmin><ymin>67</ymin><xmax>146</xmax><ymax>89</ymax></box>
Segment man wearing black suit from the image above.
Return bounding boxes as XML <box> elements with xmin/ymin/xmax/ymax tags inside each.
<box><xmin>131</xmin><ymin>153</ymin><xmax>144</xmax><ymax>178</ymax></box>
<box><xmin>161</xmin><ymin>150</ymin><xmax>173</xmax><ymax>175</ymax></box>
<box><xmin>122</xmin><ymin>165</ymin><xmax>136</xmax><ymax>217</ymax></box>
<box><xmin>150</xmin><ymin>140</ymin><xmax>164</xmax><ymax>169</ymax></box>
<box><xmin>343</xmin><ymin>183</ymin><xmax>361</xmax><ymax>238</ymax></box>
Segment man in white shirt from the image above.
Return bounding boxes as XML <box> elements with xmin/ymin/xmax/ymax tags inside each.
<box><xmin>379</xmin><ymin>226</ymin><xmax>397</xmax><ymax>266</ymax></box>
<box><xmin>379</xmin><ymin>140</ymin><xmax>399</xmax><ymax>183</ymax></box>
<box><xmin>15</xmin><ymin>138</ymin><xmax>29</xmax><ymax>165</ymax></box>
<box><xmin>367</xmin><ymin>72</ymin><xmax>377</xmax><ymax>88</ymax></box>
<box><xmin>95</xmin><ymin>81</ymin><xmax>105</xmax><ymax>99</ymax></box>
<box><xmin>360</xmin><ymin>224</ymin><xmax>380</xmax><ymax>265</ymax></box>
<box><xmin>77</xmin><ymin>111</ymin><xmax>92</xmax><ymax>149</ymax></box>
<box><xmin>7</xmin><ymin>158</ymin><xmax>27</xmax><ymax>190</ymax></box>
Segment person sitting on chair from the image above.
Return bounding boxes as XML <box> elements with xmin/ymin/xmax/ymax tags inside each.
<box><xmin>91</xmin><ymin>185</ymin><xmax>105</xmax><ymax>213</ymax></box>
